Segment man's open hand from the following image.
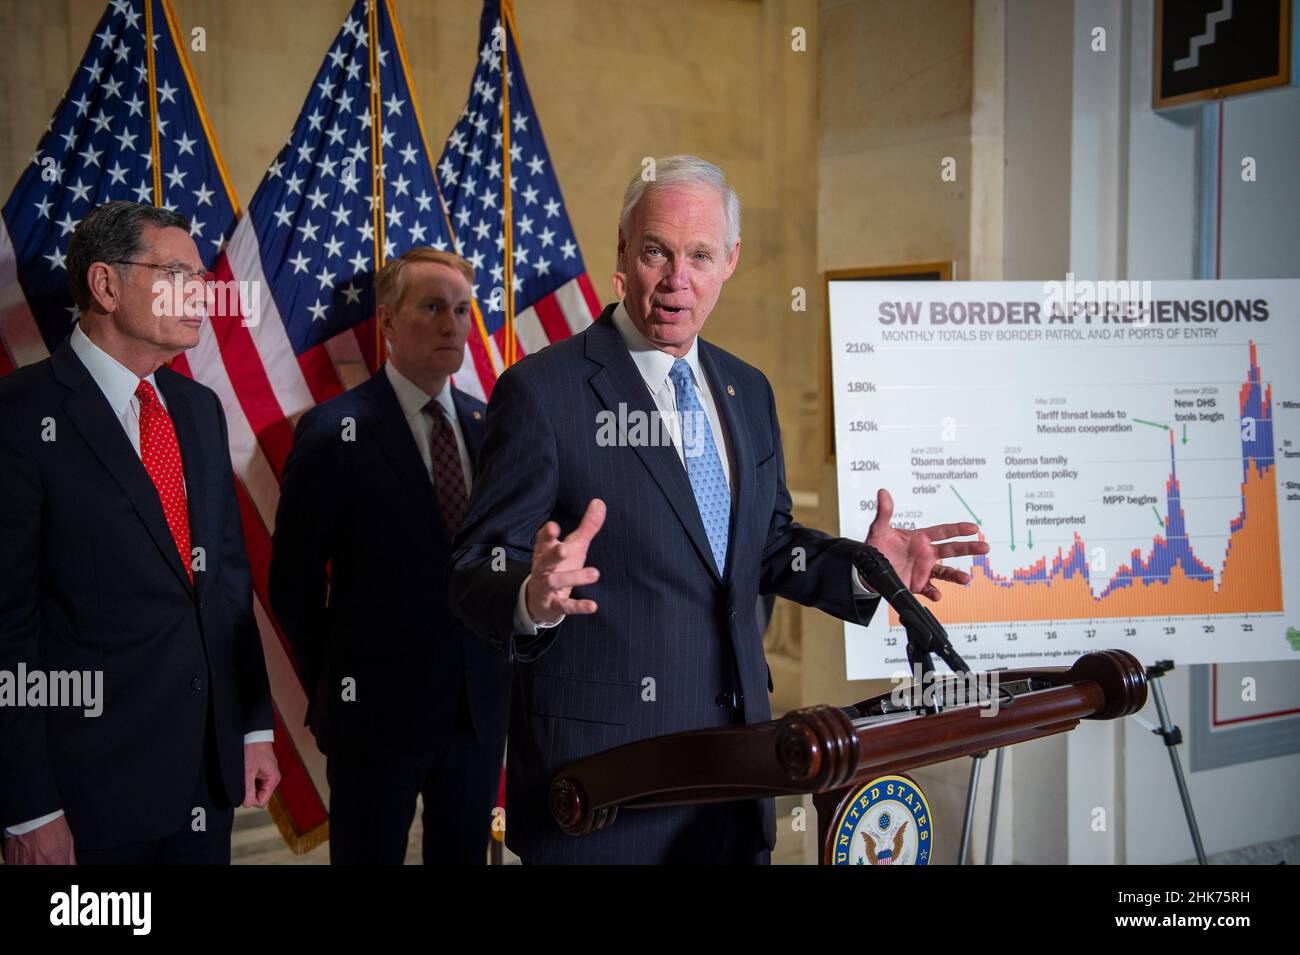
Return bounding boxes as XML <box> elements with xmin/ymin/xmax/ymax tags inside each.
<box><xmin>865</xmin><ymin>488</ymin><xmax>990</xmax><ymax>601</ymax></box>
<box><xmin>525</xmin><ymin>498</ymin><xmax>606</xmax><ymax>626</ymax></box>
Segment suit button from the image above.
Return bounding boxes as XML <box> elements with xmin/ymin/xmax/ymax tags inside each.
<box><xmin>728</xmin><ymin>607</ymin><xmax>737</xmax><ymax>619</ymax></box>
<box><xmin>715</xmin><ymin>691</ymin><xmax>730</xmax><ymax>709</ymax></box>
<box><xmin>191</xmin><ymin>678</ymin><xmax>204</xmax><ymax>691</ymax></box>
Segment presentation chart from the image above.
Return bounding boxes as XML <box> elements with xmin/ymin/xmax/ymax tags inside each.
<box><xmin>829</xmin><ymin>280</ymin><xmax>1299</xmax><ymax>678</ymax></box>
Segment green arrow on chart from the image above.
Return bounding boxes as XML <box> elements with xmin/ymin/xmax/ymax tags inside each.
<box><xmin>949</xmin><ymin>485</ymin><xmax>982</xmax><ymax>526</ymax></box>
<box><xmin>1028</xmin><ymin>528</ymin><xmax>1033</xmax><ymax>549</ymax></box>
<box><xmin>1008</xmin><ymin>483</ymin><xmax>1016</xmax><ymax>551</ymax></box>
<box><xmin>1182</xmin><ymin>423</ymin><xmax>1188</xmax><ymax>445</ymax></box>
<box><xmin>1152</xmin><ymin>505</ymin><xmax>1165</xmax><ymax>529</ymax></box>
<box><xmin>1132</xmin><ymin>417</ymin><xmax>1169</xmax><ymax>431</ymax></box>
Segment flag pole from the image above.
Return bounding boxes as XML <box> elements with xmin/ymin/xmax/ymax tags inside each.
<box><xmin>382</xmin><ymin>0</ymin><xmax>499</xmax><ymax>384</ymax></box>
<box><xmin>368</xmin><ymin>0</ymin><xmax>387</xmax><ymax>370</ymax></box>
<box><xmin>144</xmin><ymin>0</ymin><xmax>168</xmax><ymax>376</ymax></box>
<box><xmin>161</xmin><ymin>0</ymin><xmax>239</xmax><ymax>218</ymax></box>
<box><xmin>384</xmin><ymin>0</ymin><xmax>500</xmax><ymax>379</ymax></box>
<box><xmin>144</xmin><ymin>0</ymin><xmax>163</xmax><ymax>205</ymax></box>
<box><xmin>499</xmin><ymin>0</ymin><xmax>516</xmax><ymax>367</ymax></box>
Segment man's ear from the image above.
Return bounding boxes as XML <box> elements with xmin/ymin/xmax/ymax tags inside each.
<box><xmin>616</xmin><ymin>228</ymin><xmax>627</xmax><ymax>270</ymax></box>
<box><xmin>85</xmin><ymin>261</ymin><xmax>121</xmax><ymax>314</ymax></box>
<box><xmin>722</xmin><ymin>237</ymin><xmax>741</xmax><ymax>281</ymax></box>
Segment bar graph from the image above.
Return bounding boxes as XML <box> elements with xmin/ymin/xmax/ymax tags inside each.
<box><xmin>829</xmin><ymin>280</ymin><xmax>1298</xmax><ymax>677</ymax></box>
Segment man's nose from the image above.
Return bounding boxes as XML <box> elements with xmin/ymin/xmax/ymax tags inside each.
<box><xmin>191</xmin><ymin>285</ymin><xmax>210</xmax><ymax>317</ymax></box>
<box><xmin>663</xmin><ymin>257</ymin><xmax>690</xmax><ymax>289</ymax></box>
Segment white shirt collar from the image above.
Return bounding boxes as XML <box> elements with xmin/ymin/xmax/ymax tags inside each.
<box><xmin>384</xmin><ymin>360</ymin><xmax>456</xmax><ymax>423</ymax></box>
<box><xmin>69</xmin><ymin>323</ymin><xmax>161</xmax><ymax>415</ymax></box>
<box><xmin>611</xmin><ymin>300</ymin><xmax>705</xmax><ymax>394</ymax></box>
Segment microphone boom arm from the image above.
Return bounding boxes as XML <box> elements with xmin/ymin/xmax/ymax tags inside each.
<box><xmin>853</xmin><ymin>546</ymin><xmax>970</xmax><ymax>714</ymax></box>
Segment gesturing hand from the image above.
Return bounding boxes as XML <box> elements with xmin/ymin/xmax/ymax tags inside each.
<box><xmin>525</xmin><ymin>498</ymin><xmax>606</xmax><ymax>626</ymax></box>
<box><xmin>865</xmin><ymin>488</ymin><xmax>990</xmax><ymax>601</ymax></box>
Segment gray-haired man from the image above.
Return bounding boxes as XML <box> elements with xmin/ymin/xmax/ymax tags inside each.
<box><xmin>450</xmin><ymin>156</ymin><xmax>987</xmax><ymax>864</ymax></box>
<box><xmin>0</xmin><ymin>200</ymin><xmax>278</xmax><ymax>864</ymax></box>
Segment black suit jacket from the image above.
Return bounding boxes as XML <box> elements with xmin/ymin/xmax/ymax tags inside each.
<box><xmin>450</xmin><ymin>306</ymin><xmax>879</xmax><ymax>863</ymax></box>
<box><xmin>270</xmin><ymin>370</ymin><xmax>509</xmax><ymax>756</ymax></box>
<box><xmin>0</xmin><ymin>340</ymin><xmax>273</xmax><ymax>849</ymax></box>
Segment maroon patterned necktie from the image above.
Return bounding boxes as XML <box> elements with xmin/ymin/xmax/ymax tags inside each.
<box><xmin>425</xmin><ymin>399</ymin><xmax>469</xmax><ymax>537</ymax></box>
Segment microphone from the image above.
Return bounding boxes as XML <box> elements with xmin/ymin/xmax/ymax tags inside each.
<box><xmin>853</xmin><ymin>545</ymin><xmax>968</xmax><ymax>674</ymax></box>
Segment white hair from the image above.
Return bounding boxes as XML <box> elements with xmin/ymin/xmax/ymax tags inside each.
<box><xmin>619</xmin><ymin>155</ymin><xmax>741</xmax><ymax>255</ymax></box>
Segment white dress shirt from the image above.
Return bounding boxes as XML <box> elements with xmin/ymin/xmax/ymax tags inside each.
<box><xmin>5</xmin><ymin>326</ymin><xmax>274</xmax><ymax>839</ymax></box>
<box><xmin>383</xmin><ymin>360</ymin><xmax>472</xmax><ymax>492</ymax></box>
<box><xmin>70</xmin><ymin>323</ymin><xmax>172</xmax><ymax>460</ymax></box>
<box><xmin>610</xmin><ymin>301</ymin><xmax>735</xmax><ymax>488</ymax></box>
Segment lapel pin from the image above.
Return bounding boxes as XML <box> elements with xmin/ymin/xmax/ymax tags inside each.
<box><xmin>726</xmin><ymin>384</ymin><xmax>736</xmax><ymax>397</ymax></box>
<box><xmin>472</xmin><ymin>410</ymin><xmax>482</xmax><ymax>420</ymax></box>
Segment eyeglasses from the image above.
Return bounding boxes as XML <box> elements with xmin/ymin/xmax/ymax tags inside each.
<box><xmin>111</xmin><ymin>260</ymin><xmax>214</xmax><ymax>284</ymax></box>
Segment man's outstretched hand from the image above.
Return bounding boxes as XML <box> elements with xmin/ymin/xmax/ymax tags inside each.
<box><xmin>525</xmin><ymin>498</ymin><xmax>606</xmax><ymax>626</ymax></box>
<box><xmin>865</xmin><ymin>488</ymin><xmax>990</xmax><ymax>601</ymax></box>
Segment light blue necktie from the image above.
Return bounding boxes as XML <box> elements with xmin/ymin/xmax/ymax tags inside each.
<box><xmin>669</xmin><ymin>359</ymin><xmax>730</xmax><ymax>574</ymax></box>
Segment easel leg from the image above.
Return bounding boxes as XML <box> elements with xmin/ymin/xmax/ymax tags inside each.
<box><xmin>1146</xmin><ymin>661</ymin><xmax>1208</xmax><ymax>865</ymax></box>
<box><xmin>984</xmin><ymin>746</ymin><xmax>1005</xmax><ymax>865</ymax></box>
<box><xmin>958</xmin><ymin>752</ymin><xmax>985</xmax><ymax>865</ymax></box>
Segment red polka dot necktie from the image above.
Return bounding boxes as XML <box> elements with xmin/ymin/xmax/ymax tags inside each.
<box><xmin>425</xmin><ymin>399</ymin><xmax>469</xmax><ymax>538</ymax></box>
<box><xmin>136</xmin><ymin>379</ymin><xmax>193</xmax><ymax>583</ymax></box>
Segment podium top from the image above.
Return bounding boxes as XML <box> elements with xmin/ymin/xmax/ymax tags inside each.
<box><xmin>549</xmin><ymin>649</ymin><xmax>1146</xmax><ymax>837</ymax></box>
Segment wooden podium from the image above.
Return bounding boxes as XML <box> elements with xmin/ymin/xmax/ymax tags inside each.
<box><xmin>549</xmin><ymin>649</ymin><xmax>1147</xmax><ymax>863</ymax></box>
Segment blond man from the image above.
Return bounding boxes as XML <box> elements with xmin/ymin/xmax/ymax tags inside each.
<box><xmin>270</xmin><ymin>248</ymin><xmax>509</xmax><ymax>864</ymax></box>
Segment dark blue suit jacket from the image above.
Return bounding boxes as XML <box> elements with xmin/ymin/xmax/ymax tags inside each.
<box><xmin>451</xmin><ymin>305</ymin><xmax>878</xmax><ymax>863</ymax></box>
<box><xmin>0</xmin><ymin>341</ymin><xmax>272</xmax><ymax>849</ymax></box>
<box><xmin>270</xmin><ymin>369</ymin><xmax>509</xmax><ymax>756</ymax></box>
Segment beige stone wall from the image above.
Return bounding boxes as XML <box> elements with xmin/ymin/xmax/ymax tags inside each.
<box><xmin>805</xmin><ymin>0</ymin><xmax>977</xmax><ymax>864</ymax></box>
<box><xmin>0</xmin><ymin>0</ymin><xmax>962</xmax><ymax>683</ymax></box>
<box><xmin>807</xmin><ymin>0</ymin><xmax>972</xmax><ymax>724</ymax></box>
<box><xmin>0</xmin><ymin>0</ymin><xmax>821</xmax><ymax>658</ymax></box>
<box><xmin>1</xmin><ymin>0</ymin><xmax>1029</xmax><ymax>864</ymax></box>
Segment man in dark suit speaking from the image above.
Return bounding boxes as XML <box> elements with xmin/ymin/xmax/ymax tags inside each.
<box><xmin>450</xmin><ymin>156</ymin><xmax>988</xmax><ymax>864</ymax></box>
<box><xmin>0</xmin><ymin>201</ymin><xmax>278</xmax><ymax>864</ymax></box>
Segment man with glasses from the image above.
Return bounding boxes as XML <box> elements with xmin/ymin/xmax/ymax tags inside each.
<box><xmin>0</xmin><ymin>200</ymin><xmax>279</xmax><ymax>864</ymax></box>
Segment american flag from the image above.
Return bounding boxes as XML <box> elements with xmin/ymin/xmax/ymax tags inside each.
<box><xmin>435</xmin><ymin>0</ymin><xmax>600</xmax><ymax>398</ymax></box>
<box><xmin>0</xmin><ymin>0</ymin><xmax>598</xmax><ymax>855</ymax></box>
<box><xmin>172</xmin><ymin>0</ymin><xmax>474</xmax><ymax>851</ymax></box>
<box><xmin>0</xmin><ymin>0</ymin><xmax>238</xmax><ymax>373</ymax></box>
<box><xmin>0</xmin><ymin>0</ymin><xmax>332</xmax><ymax>853</ymax></box>
<box><xmin>174</xmin><ymin>0</ymin><xmax>597</xmax><ymax>849</ymax></box>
